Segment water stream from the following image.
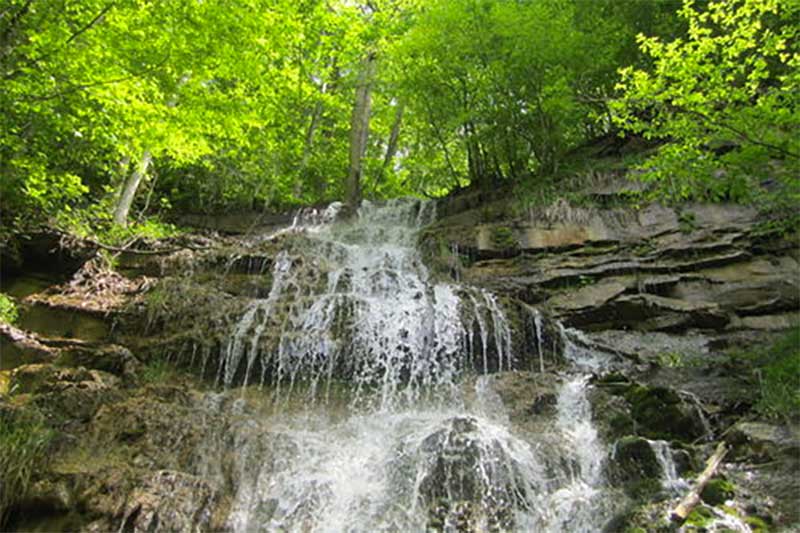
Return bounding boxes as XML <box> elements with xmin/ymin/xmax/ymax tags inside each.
<box><xmin>215</xmin><ymin>199</ymin><xmax>618</xmax><ymax>532</ymax></box>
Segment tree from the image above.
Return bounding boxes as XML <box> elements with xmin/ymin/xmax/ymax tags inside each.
<box><xmin>613</xmin><ymin>0</ymin><xmax>800</xmax><ymax>203</ymax></box>
<box><xmin>345</xmin><ymin>52</ymin><xmax>377</xmax><ymax>211</ymax></box>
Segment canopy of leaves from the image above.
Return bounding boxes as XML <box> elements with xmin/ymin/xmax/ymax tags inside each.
<box><xmin>7</xmin><ymin>0</ymin><xmax>790</xmax><ymax>233</ymax></box>
<box><xmin>613</xmin><ymin>0</ymin><xmax>800</xmax><ymax>205</ymax></box>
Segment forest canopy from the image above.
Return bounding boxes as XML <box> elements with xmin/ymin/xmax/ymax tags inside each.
<box><xmin>0</xmin><ymin>0</ymin><xmax>796</xmax><ymax>237</ymax></box>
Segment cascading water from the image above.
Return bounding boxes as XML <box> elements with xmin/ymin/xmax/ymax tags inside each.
<box><xmin>648</xmin><ymin>440</ymin><xmax>690</xmax><ymax>494</ymax></box>
<box><xmin>214</xmin><ymin>199</ymin><xmax>620</xmax><ymax>532</ymax></box>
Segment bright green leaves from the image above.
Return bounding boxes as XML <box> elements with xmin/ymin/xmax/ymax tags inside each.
<box><xmin>8</xmin><ymin>0</ymin><xmax>776</xmax><ymax>223</ymax></box>
<box><xmin>387</xmin><ymin>0</ymin><xmax>683</xmax><ymax>193</ymax></box>
<box><xmin>613</xmin><ymin>0</ymin><xmax>800</xmax><ymax>204</ymax></box>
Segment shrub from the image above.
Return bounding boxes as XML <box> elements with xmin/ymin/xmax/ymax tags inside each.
<box><xmin>738</xmin><ymin>325</ymin><xmax>800</xmax><ymax>419</ymax></box>
<box><xmin>0</xmin><ymin>294</ymin><xmax>18</xmax><ymax>325</ymax></box>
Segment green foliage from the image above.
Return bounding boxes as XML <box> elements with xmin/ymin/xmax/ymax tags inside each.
<box><xmin>0</xmin><ymin>408</ymin><xmax>55</xmax><ymax>526</ymax></box>
<box><xmin>53</xmin><ymin>196</ymin><xmax>181</xmax><ymax>247</ymax></box>
<box><xmin>733</xmin><ymin>325</ymin><xmax>800</xmax><ymax>419</ymax></box>
<box><xmin>613</xmin><ymin>0</ymin><xmax>800</xmax><ymax>205</ymax></box>
<box><xmin>0</xmin><ymin>295</ymin><xmax>18</xmax><ymax>325</ymax></box>
<box><xmin>749</xmin><ymin>326</ymin><xmax>800</xmax><ymax>419</ymax></box>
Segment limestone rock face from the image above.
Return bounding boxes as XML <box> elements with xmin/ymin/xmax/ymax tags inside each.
<box><xmin>727</xmin><ymin>421</ymin><xmax>800</xmax><ymax>463</ymax></box>
<box><xmin>116</xmin><ymin>471</ymin><xmax>223</xmax><ymax>533</ymax></box>
<box><xmin>426</xmin><ymin>200</ymin><xmax>798</xmax><ymax>335</ymax></box>
<box><xmin>10</xmin><ymin>364</ymin><xmax>123</xmax><ymax>423</ymax></box>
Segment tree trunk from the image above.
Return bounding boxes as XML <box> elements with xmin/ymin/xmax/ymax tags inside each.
<box><xmin>377</xmin><ymin>102</ymin><xmax>404</xmax><ymax>183</ymax></box>
<box><xmin>113</xmin><ymin>150</ymin><xmax>151</xmax><ymax>227</ymax></box>
<box><xmin>110</xmin><ymin>155</ymin><xmax>131</xmax><ymax>210</ymax></box>
<box><xmin>345</xmin><ymin>53</ymin><xmax>376</xmax><ymax>213</ymax></box>
<box><xmin>298</xmin><ymin>64</ymin><xmax>335</xmax><ymax>179</ymax></box>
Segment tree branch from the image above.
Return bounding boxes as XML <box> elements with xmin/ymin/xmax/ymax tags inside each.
<box><xmin>64</xmin><ymin>2</ymin><xmax>115</xmax><ymax>45</ymax></box>
<box><xmin>670</xmin><ymin>442</ymin><xmax>728</xmax><ymax>525</ymax></box>
<box><xmin>14</xmin><ymin>52</ymin><xmax>170</xmax><ymax>102</ymax></box>
<box><xmin>669</xmin><ymin>104</ymin><xmax>800</xmax><ymax>160</ymax></box>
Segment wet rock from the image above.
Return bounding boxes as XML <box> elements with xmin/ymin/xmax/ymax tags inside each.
<box><xmin>724</xmin><ymin>459</ymin><xmax>800</xmax><ymax>527</ymax></box>
<box><xmin>175</xmin><ymin>210</ymin><xmax>293</xmax><ymax>234</ymax></box>
<box><xmin>16</xmin><ymin>301</ymin><xmax>110</xmax><ymax>342</ymax></box>
<box><xmin>480</xmin><ymin>371</ymin><xmax>560</xmax><ymax>420</ymax></box>
<box><xmin>738</xmin><ymin>312</ymin><xmax>800</xmax><ymax>331</ymax></box>
<box><xmin>671</xmin><ymin>278</ymin><xmax>799</xmax><ymax>316</ymax></box>
<box><xmin>609</xmin><ymin>436</ymin><xmax>663</xmax><ymax>498</ymax></box>
<box><xmin>416</xmin><ymin>416</ymin><xmax>529</xmax><ymax>531</ymax></box>
<box><xmin>546</xmin><ymin>281</ymin><xmax>628</xmax><ymax>316</ymax></box>
<box><xmin>563</xmin><ymin>293</ymin><xmax>730</xmax><ymax>332</ymax></box>
<box><xmin>586</xmin><ymin>330</ymin><xmax>711</xmax><ymax>365</ymax></box>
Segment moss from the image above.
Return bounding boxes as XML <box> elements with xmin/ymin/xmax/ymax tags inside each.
<box><xmin>685</xmin><ymin>505</ymin><xmax>715</xmax><ymax>528</ymax></box>
<box><xmin>610</xmin><ymin>413</ymin><xmax>635</xmax><ymax>435</ymax></box>
<box><xmin>623</xmin><ymin>385</ymin><xmax>702</xmax><ymax>441</ymax></box>
<box><xmin>744</xmin><ymin>514</ymin><xmax>770</xmax><ymax>532</ymax></box>
<box><xmin>629</xmin><ymin>478</ymin><xmax>662</xmax><ymax>501</ymax></box>
<box><xmin>611</xmin><ymin>436</ymin><xmax>667</xmax><ymax>501</ymax></box>
<box><xmin>631</xmin><ymin>240</ymin><xmax>657</xmax><ymax>257</ymax></box>
<box><xmin>491</xmin><ymin>226</ymin><xmax>518</xmax><ymax>250</ymax></box>
<box><xmin>701</xmin><ymin>478</ymin><xmax>735</xmax><ymax>505</ymax></box>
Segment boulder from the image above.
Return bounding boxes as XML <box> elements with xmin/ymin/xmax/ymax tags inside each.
<box><xmin>415</xmin><ymin>416</ymin><xmax>528</xmax><ymax>531</ymax></box>
<box><xmin>609</xmin><ymin>436</ymin><xmax>663</xmax><ymax>495</ymax></box>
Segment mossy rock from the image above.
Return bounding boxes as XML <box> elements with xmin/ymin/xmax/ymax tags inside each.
<box><xmin>610</xmin><ymin>436</ymin><xmax>663</xmax><ymax>499</ymax></box>
<box><xmin>685</xmin><ymin>505</ymin><xmax>715</xmax><ymax>528</ymax></box>
<box><xmin>701</xmin><ymin>478</ymin><xmax>735</xmax><ymax>506</ymax></box>
<box><xmin>624</xmin><ymin>385</ymin><xmax>705</xmax><ymax>441</ymax></box>
<box><xmin>744</xmin><ymin>514</ymin><xmax>771</xmax><ymax>532</ymax></box>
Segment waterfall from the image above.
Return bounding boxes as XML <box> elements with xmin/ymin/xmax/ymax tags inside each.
<box><xmin>214</xmin><ymin>199</ymin><xmax>619</xmax><ymax>532</ymax></box>
<box><xmin>648</xmin><ymin>440</ymin><xmax>690</xmax><ymax>494</ymax></box>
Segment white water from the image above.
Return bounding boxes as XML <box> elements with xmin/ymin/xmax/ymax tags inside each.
<box><xmin>648</xmin><ymin>440</ymin><xmax>690</xmax><ymax>494</ymax></box>
<box><xmin>218</xmin><ymin>199</ymin><xmax>616</xmax><ymax>532</ymax></box>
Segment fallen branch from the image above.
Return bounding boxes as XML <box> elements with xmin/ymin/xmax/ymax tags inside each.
<box><xmin>670</xmin><ymin>441</ymin><xmax>728</xmax><ymax>524</ymax></box>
